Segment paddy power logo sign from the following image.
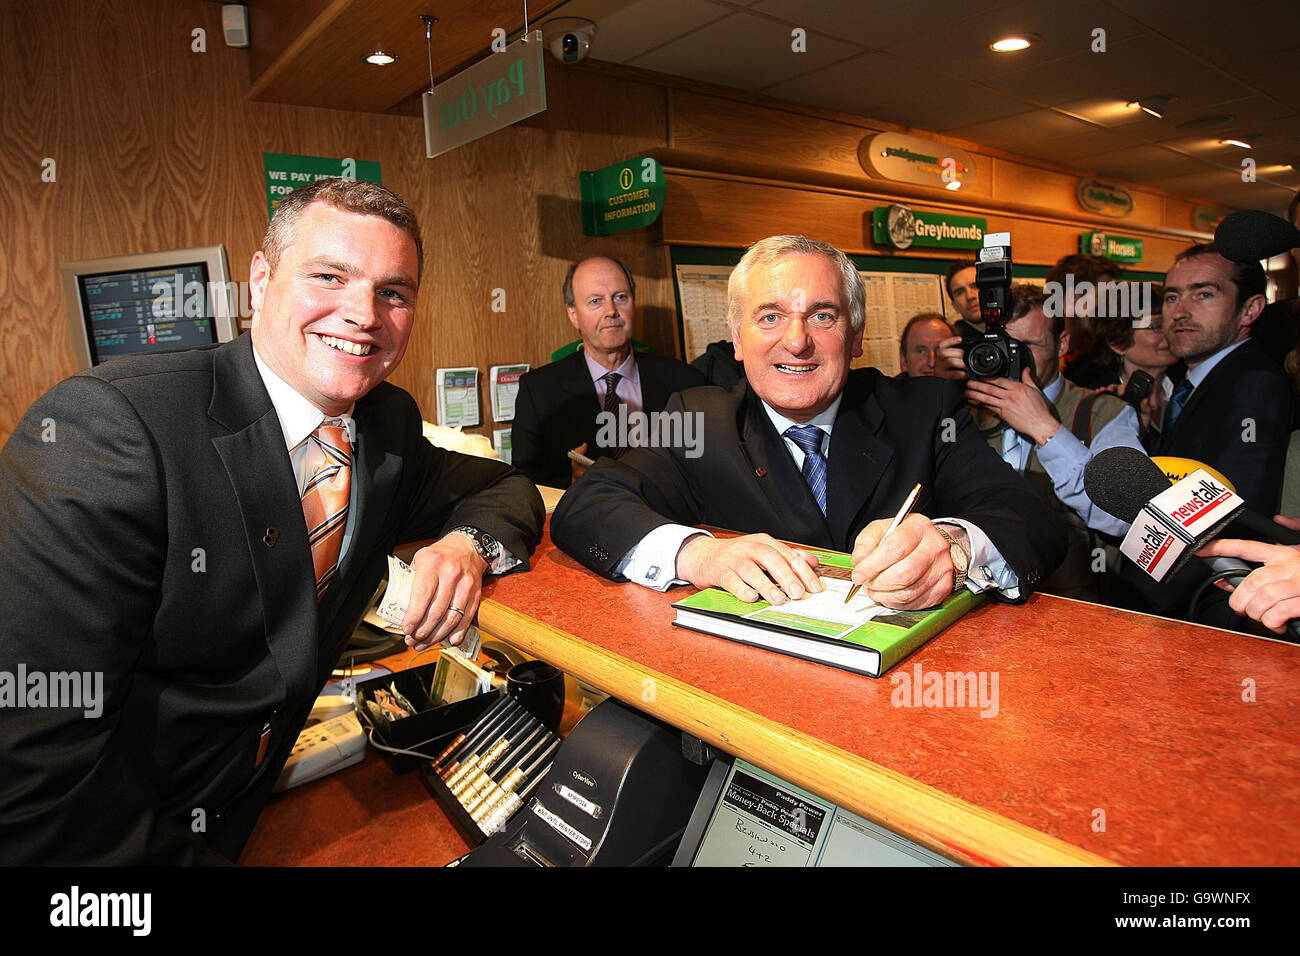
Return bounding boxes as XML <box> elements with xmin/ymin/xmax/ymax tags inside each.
<box><xmin>859</xmin><ymin>132</ymin><xmax>977</xmax><ymax>190</ymax></box>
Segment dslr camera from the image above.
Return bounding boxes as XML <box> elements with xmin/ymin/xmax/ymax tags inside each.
<box><xmin>962</xmin><ymin>234</ymin><xmax>1028</xmax><ymax>381</ymax></box>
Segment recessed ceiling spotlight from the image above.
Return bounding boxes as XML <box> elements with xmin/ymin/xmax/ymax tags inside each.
<box><xmin>990</xmin><ymin>34</ymin><xmax>1037</xmax><ymax>52</ymax></box>
<box><xmin>364</xmin><ymin>50</ymin><xmax>398</xmax><ymax>66</ymax></box>
<box><xmin>1220</xmin><ymin>136</ymin><xmax>1254</xmax><ymax>149</ymax></box>
<box><xmin>1125</xmin><ymin>96</ymin><xmax>1170</xmax><ymax>119</ymax></box>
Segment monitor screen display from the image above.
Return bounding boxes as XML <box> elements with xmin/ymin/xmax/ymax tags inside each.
<box><xmin>62</xmin><ymin>246</ymin><xmax>237</xmax><ymax>370</ymax></box>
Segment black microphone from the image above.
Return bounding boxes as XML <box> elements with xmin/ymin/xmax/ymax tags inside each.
<box><xmin>1085</xmin><ymin>447</ymin><xmax>1300</xmax><ymax>640</ymax></box>
<box><xmin>1084</xmin><ymin>447</ymin><xmax>1250</xmax><ymax>579</ymax></box>
<box><xmin>1213</xmin><ymin>209</ymin><xmax>1300</xmax><ymax>263</ymax></box>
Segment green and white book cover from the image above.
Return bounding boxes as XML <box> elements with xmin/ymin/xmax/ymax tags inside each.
<box><xmin>671</xmin><ymin>548</ymin><xmax>983</xmax><ymax>677</ymax></box>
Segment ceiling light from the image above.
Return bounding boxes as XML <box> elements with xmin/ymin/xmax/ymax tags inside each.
<box><xmin>990</xmin><ymin>34</ymin><xmax>1036</xmax><ymax>52</ymax></box>
<box><xmin>1125</xmin><ymin>96</ymin><xmax>1169</xmax><ymax>119</ymax></box>
<box><xmin>364</xmin><ymin>50</ymin><xmax>397</xmax><ymax>66</ymax></box>
<box><xmin>1220</xmin><ymin>137</ymin><xmax>1254</xmax><ymax>149</ymax></box>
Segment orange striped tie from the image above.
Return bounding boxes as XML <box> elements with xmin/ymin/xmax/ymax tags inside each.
<box><xmin>301</xmin><ymin>419</ymin><xmax>351</xmax><ymax>599</ymax></box>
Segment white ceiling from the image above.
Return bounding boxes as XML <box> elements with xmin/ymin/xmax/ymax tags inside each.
<box><xmin>543</xmin><ymin>0</ymin><xmax>1300</xmax><ymax>213</ymax></box>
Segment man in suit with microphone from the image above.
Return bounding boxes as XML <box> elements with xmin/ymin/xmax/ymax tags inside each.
<box><xmin>1153</xmin><ymin>244</ymin><xmax>1291</xmax><ymax>510</ymax></box>
<box><xmin>551</xmin><ymin>235</ymin><xmax>1065</xmax><ymax>610</ymax></box>
<box><xmin>0</xmin><ymin>179</ymin><xmax>544</xmax><ymax>863</ymax></box>
<box><xmin>1123</xmin><ymin>244</ymin><xmax>1292</xmax><ymax>628</ymax></box>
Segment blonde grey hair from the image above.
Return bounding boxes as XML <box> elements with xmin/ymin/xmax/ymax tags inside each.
<box><xmin>726</xmin><ymin>235</ymin><xmax>866</xmax><ymax>332</ymax></box>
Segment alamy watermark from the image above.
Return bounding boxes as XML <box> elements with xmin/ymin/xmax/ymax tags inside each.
<box><xmin>0</xmin><ymin>664</ymin><xmax>103</xmax><ymax>717</ymax></box>
<box><xmin>890</xmin><ymin>663</ymin><xmax>999</xmax><ymax>718</ymax></box>
<box><xmin>594</xmin><ymin>406</ymin><xmax>704</xmax><ymax>458</ymax></box>
<box><xmin>50</xmin><ymin>886</ymin><xmax>150</xmax><ymax>936</ymax></box>
<box><xmin>1043</xmin><ymin>277</ymin><xmax>1154</xmax><ymax>325</ymax></box>
<box><xmin>151</xmin><ymin>273</ymin><xmax>253</xmax><ymax>329</ymax></box>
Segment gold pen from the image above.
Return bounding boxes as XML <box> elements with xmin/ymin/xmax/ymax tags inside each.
<box><xmin>846</xmin><ymin>482</ymin><xmax>922</xmax><ymax>604</ymax></box>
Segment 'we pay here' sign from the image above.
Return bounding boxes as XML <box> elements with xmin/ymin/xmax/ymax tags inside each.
<box><xmin>263</xmin><ymin>153</ymin><xmax>382</xmax><ymax>220</ymax></box>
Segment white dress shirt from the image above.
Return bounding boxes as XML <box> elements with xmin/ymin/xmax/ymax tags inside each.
<box><xmin>617</xmin><ymin>395</ymin><xmax>1019</xmax><ymax>598</ymax></box>
<box><xmin>583</xmin><ymin>349</ymin><xmax>643</xmax><ymax>412</ymax></box>
<box><xmin>253</xmin><ymin>346</ymin><xmax>519</xmax><ymax>574</ymax></box>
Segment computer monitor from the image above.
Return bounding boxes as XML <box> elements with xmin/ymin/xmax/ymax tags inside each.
<box><xmin>61</xmin><ymin>245</ymin><xmax>238</xmax><ymax>370</ymax></box>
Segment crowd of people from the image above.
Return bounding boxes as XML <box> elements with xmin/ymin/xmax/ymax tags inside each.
<box><xmin>2</xmin><ymin>176</ymin><xmax>1298</xmax><ymax>863</ymax></box>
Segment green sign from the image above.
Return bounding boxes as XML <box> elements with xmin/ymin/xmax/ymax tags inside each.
<box><xmin>871</xmin><ymin>204</ymin><xmax>986</xmax><ymax>250</ymax></box>
<box><xmin>263</xmin><ymin>153</ymin><xmax>381</xmax><ymax>220</ymax></box>
<box><xmin>580</xmin><ymin>157</ymin><xmax>665</xmax><ymax>236</ymax></box>
<box><xmin>423</xmin><ymin>32</ymin><xmax>547</xmax><ymax>160</ymax></box>
<box><xmin>1080</xmin><ymin>231</ymin><xmax>1144</xmax><ymax>263</ymax></box>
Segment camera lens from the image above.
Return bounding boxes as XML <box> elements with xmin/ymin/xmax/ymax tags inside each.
<box><xmin>562</xmin><ymin>34</ymin><xmax>577</xmax><ymax>55</ymax></box>
<box><xmin>967</xmin><ymin>343</ymin><xmax>1005</xmax><ymax>378</ymax></box>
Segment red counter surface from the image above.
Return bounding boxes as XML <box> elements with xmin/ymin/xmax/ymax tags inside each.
<box><xmin>474</xmin><ymin>527</ymin><xmax>1300</xmax><ymax>867</ymax></box>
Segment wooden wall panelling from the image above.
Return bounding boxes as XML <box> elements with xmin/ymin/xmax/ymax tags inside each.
<box><xmin>0</xmin><ymin>1</ymin><xmax>674</xmax><ymax>447</ymax></box>
<box><xmin>668</xmin><ymin>85</ymin><xmax>1217</xmax><ymax>239</ymax></box>
<box><xmin>663</xmin><ymin>173</ymin><xmax>1194</xmax><ymax>272</ymax></box>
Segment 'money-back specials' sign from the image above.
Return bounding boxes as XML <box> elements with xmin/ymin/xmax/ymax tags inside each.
<box><xmin>424</xmin><ymin>32</ymin><xmax>548</xmax><ymax>159</ymax></box>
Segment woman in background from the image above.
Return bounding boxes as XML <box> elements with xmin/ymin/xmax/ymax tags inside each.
<box><xmin>1093</xmin><ymin>284</ymin><xmax>1180</xmax><ymax>444</ymax></box>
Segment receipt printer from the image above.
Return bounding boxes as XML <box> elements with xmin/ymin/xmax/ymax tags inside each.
<box><xmin>458</xmin><ymin>698</ymin><xmax>710</xmax><ymax>866</ymax></box>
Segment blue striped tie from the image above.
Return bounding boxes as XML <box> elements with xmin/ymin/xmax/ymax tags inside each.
<box><xmin>785</xmin><ymin>425</ymin><xmax>828</xmax><ymax>515</ymax></box>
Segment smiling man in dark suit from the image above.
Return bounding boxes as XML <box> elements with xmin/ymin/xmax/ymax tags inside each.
<box><xmin>0</xmin><ymin>179</ymin><xmax>543</xmax><ymax>864</ymax></box>
<box><xmin>511</xmin><ymin>255</ymin><xmax>705</xmax><ymax>488</ymax></box>
<box><xmin>552</xmin><ymin>236</ymin><xmax>1064</xmax><ymax>610</ymax></box>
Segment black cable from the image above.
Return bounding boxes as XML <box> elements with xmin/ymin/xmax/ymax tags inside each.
<box><xmin>1189</xmin><ymin>569</ymin><xmax>1245</xmax><ymax>623</ymax></box>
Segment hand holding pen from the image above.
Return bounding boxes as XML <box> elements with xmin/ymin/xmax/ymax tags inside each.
<box><xmin>847</xmin><ymin>484</ymin><xmax>958</xmax><ymax>610</ymax></box>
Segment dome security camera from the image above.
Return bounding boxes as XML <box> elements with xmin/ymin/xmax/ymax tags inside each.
<box><xmin>543</xmin><ymin>18</ymin><xmax>596</xmax><ymax>64</ymax></box>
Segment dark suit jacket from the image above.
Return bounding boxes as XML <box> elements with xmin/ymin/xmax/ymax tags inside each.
<box><xmin>551</xmin><ymin>369</ymin><xmax>1066</xmax><ymax>599</ymax></box>
<box><xmin>1153</xmin><ymin>339</ymin><xmax>1292</xmax><ymax>512</ymax></box>
<box><xmin>511</xmin><ymin>350</ymin><xmax>706</xmax><ymax>488</ymax></box>
<box><xmin>1132</xmin><ymin>339</ymin><xmax>1293</xmax><ymax>625</ymax></box>
<box><xmin>0</xmin><ymin>335</ymin><xmax>543</xmax><ymax>864</ymax></box>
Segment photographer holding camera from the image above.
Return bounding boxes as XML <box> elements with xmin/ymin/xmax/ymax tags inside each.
<box><xmin>963</xmin><ymin>284</ymin><xmax>1145</xmax><ymax>600</ymax></box>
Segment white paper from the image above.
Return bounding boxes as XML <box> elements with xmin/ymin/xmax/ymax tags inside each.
<box><xmin>377</xmin><ymin>554</ymin><xmax>414</xmax><ymax>627</ymax></box>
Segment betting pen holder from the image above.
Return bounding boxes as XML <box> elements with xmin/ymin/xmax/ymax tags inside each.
<box><xmin>355</xmin><ymin>662</ymin><xmax>503</xmax><ymax>774</ymax></box>
<box><xmin>419</xmin><ymin>696</ymin><xmax>556</xmax><ymax>846</ymax></box>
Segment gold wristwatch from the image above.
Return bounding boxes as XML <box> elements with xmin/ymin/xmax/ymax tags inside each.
<box><xmin>934</xmin><ymin>523</ymin><xmax>969</xmax><ymax>592</ymax></box>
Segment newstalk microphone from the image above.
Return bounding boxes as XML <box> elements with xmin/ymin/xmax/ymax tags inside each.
<box><xmin>1084</xmin><ymin>447</ymin><xmax>1300</xmax><ymax>640</ymax></box>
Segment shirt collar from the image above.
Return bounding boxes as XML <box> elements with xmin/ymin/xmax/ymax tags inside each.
<box><xmin>1042</xmin><ymin>373</ymin><xmax>1064</xmax><ymax>403</ymax></box>
<box><xmin>583</xmin><ymin>348</ymin><xmax>637</xmax><ymax>385</ymax></box>
<box><xmin>1186</xmin><ymin>338</ymin><xmax>1247</xmax><ymax>389</ymax></box>
<box><xmin>761</xmin><ymin>392</ymin><xmax>845</xmax><ymax>439</ymax></box>
<box><xmin>252</xmin><ymin>345</ymin><xmax>354</xmax><ymax>452</ymax></box>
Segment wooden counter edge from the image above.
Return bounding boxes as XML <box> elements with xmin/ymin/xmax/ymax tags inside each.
<box><xmin>479</xmin><ymin>599</ymin><xmax>1117</xmax><ymax>868</ymax></box>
